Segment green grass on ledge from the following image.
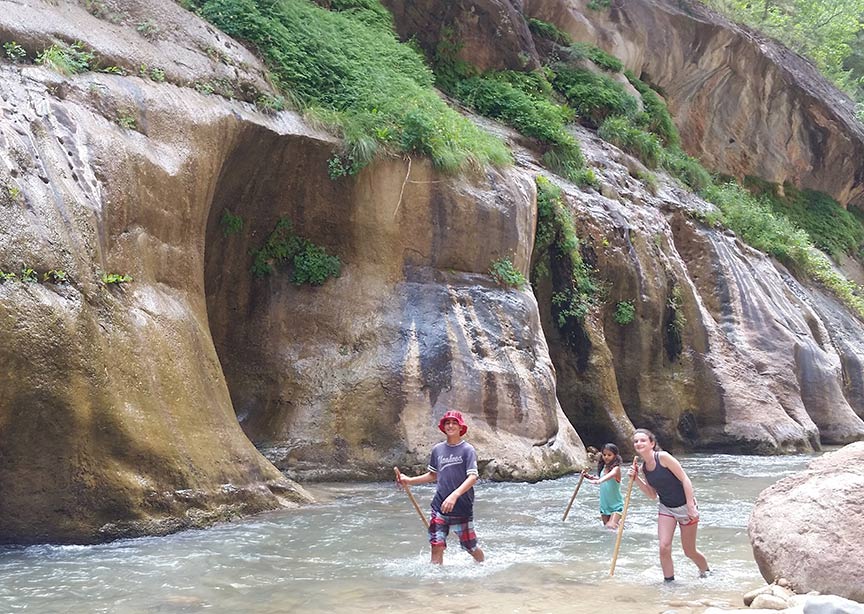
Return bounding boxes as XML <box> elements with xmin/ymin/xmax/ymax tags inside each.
<box><xmin>198</xmin><ymin>0</ymin><xmax>511</xmax><ymax>174</ymax></box>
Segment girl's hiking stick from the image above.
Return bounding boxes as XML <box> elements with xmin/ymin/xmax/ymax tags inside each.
<box><xmin>394</xmin><ymin>466</ymin><xmax>429</xmax><ymax>529</ymax></box>
<box><xmin>609</xmin><ymin>457</ymin><xmax>639</xmax><ymax>576</ymax></box>
<box><xmin>561</xmin><ymin>471</ymin><xmax>586</xmax><ymax>521</ymax></box>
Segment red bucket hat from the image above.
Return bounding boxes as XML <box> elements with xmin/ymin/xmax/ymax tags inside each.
<box><xmin>438</xmin><ymin>410</ymin><xmax>468</xmax><ymax>436</ymax></box>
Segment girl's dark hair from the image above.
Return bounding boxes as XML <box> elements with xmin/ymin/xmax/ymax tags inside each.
<box><xmin>633</xmin><ymin>428</ymin><xmax>662</xmax><ymax>451</ymax></box>
<box><xmin>597</xmin><ymin>443</ymin><xmax>622</xmax><ymax>475</ymax></box>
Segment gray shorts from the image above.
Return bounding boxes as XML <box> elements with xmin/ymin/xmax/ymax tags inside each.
<box><xmin>658</xmin><ymin>501</ymin><xmax>698</xmax><ymax>526</ymax></box>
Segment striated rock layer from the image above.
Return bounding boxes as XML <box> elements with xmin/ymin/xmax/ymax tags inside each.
<box><xmin>203</xmin><ymin>146</ymin><xmax>586</xmax><ymax>482</ymax></box>
<box><xmin>513</xmin><ymin>124</ymin><xmax>864</xmax><ymax>454</ymax></box>
<box><xmin>0</xmin><ymin>63</ymin><xmax>314</xmax><ymax>543</ymax></box>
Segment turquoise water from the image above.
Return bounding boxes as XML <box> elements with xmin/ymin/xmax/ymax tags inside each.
<box><xmin>0</xmin><ymin>453</ymin><xmax>814</xmax><ymax>613</ymax></box>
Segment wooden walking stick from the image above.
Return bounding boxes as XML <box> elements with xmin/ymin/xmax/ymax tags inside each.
<box><xmin>609</xmin><ymin>457</ymin><xmax>639</xmax><ymax>576</ymax></box>
<box><xmin>562</xmin><ymin>471</ymin><xmax>586</xmax><ymax>521</ymax></box>
<box><xmin>394</xmin><ymin>466</ymin><xmax>429</xmax><ymax>529</ymax></box>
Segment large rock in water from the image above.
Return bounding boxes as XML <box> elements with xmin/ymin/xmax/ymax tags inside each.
<box><xmin>748</xmin><ymin>442</ymin><xmax>864</xmax><ymax>601</ymax></box>
<box><xmin>0</xmin><ymin>0</ymin><xmax>316</xmax><ymax>543</ymax></box>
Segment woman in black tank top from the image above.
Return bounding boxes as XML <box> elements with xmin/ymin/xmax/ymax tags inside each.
<box><xmin>629</xmin><ymin>428</ymin><xmax>710</xmax><ymax>583</ymax></box>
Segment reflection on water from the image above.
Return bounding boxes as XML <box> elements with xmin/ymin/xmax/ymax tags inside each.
<box><xmin>0</xmin><ymin>454</ymin><xmax>815</xmax><ymax>613</ymax></box>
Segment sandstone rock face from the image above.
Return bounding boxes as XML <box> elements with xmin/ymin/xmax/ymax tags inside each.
<box><xmin>0</xmin><ymin>0</ymin><xmax>585</xmax><ymax>543</ymax></box>
<box><xmin>523</xmin><ymin>0</ymin><xmax>864</xmax><ymax>209</ymax></box>
<box><xmin>205</xmin><ymin>153</ymin><xmax>586</xmax><ymax>481</ymax></box>
<box><xmin>528</xmin><ymin>127</ymin><xmax>864</xmax><ymax>453</ymax></box>
<box><xmin>3</xmin><ymin>0</ymin><xmax>864</xmax><ymax>546</ymax></box>
<box><xmin>382</xmin><ymin>0</ymin><xmax>541</xmax><ymax>73</ymax></box>
<box><xmin>749</xmin><ymin>442</ymin><xmax>864</xmax><ymax>601</ymax></box>
<box><xmin>0</xmin><ymin>63</ymin><xmax>314</xmax><ymax>543</ymax></box>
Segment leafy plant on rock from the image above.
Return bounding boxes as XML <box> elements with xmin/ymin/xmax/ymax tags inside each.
<box><xmin>489</xmin><ymin>257</ymin><xmax>527</xmax><ymax>289</ymax></box>
<box><xmin>36</xmin><ymin>42</ymin><xmax>94</xmax><ymax>76</ymax></box>
<box><xmin>614</xmin><ymin>299</ymin><xmax>636</xmax><ymax>325</ymax></box>
<box><xmin>220</xmin><ymin>209</ymin><xmax>244</xmax><ymax>236</ymax></box>
<box><xmin>251</xmin><ymin>217</ymin><xmax>341</xmax><ymax>286</ymax></box>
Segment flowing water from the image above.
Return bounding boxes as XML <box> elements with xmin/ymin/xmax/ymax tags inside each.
<box><xmin>0</xmin><ymin>453</ymin><xmax>816</xmax><ymax>613</ymax></box>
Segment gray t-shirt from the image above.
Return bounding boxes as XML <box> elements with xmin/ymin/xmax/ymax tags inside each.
<box><xmin>428</xmin><ymin>440</ymin><xmax>478</xmax><ymax>517</ymax></box>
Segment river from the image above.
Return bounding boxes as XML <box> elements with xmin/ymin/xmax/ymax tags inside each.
<box><xmin>0</xmin><ymin>453</ymin><xmax>815</xmax><ymax>613</ymax></box>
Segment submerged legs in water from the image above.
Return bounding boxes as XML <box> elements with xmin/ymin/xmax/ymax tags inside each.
<box><xmin>657</xmin><ymin>514</ymin><xmax>709</xmax><ymax>580</ymax></box>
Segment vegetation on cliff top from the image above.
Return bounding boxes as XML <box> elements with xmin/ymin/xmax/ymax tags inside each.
<box><xmin>195</xmin><ymin>0</ymin><xmax>510</xmax><ymax>174</ymax></box>
<box><xmin>700</xmin><ymin>0</ymin><xmax>864</xmax><ymax>118</ymax></box>
<box><xmin>523</xmin><ymin>18</ymin><xmax>864</xmax><ymax>318</ymax></box>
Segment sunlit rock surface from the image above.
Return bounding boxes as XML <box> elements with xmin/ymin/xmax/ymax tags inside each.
<box><xmin>749</xmin><ymin>442</ymin><xmax>864</xmax><ymax>601</ymax></box>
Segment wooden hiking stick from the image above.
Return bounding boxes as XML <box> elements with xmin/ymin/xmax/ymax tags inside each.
<box><xmin>562</xmin><ymin>472</ymin><xmax>586</xmax><ymax>521</ymax></box>
<box><xmin>394</xmin><ymin>466</ymin><xmax>429</xmax><ymax>529</ymax></box>
<box><xmin>609</xmin><ymin>457</ymin><xmax>639</xmax><ymax>576</ymax></box>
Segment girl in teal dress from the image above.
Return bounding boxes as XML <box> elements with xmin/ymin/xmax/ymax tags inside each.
<box><xmin>585</xmin><ymin>443</ymin><xmax>624</xmax><ymax>529</ymax></box>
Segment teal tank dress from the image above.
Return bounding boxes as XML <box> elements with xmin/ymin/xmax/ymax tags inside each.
<box><xmin>599</xmin><ymin>467</ymin><xmax>624</xmax><ymax>515</ymax></box>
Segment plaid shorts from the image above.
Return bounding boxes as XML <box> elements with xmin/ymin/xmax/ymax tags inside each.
<box><xmin>428</xmin><ymin>509</ymin><xmax>478</xmax><ymax>552</ymax></box>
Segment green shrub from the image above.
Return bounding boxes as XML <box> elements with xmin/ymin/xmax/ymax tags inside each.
<box><xmin>598</xmin><ymin>116</ymin><xmax>663</xmax><ymax>168</ymax></box>
<box><xmin>703</xmin><ymin>182</ymin><xmax>811</xmax><ymax>263</ymax></box>
<box><xmin>117</xmin><ymin>110</ymin><xmax>137</xmax><ymax>130</ymax></box>
<box><xmin>453</xmin><ymin>74</ymin><xmax>584</xmax><ymax>178</ymax></box>
<box><xmin>661</xmin><ymin>147</ymin><xmax>712</xmax><ymax>192</ymax></box>
<box><xmin>326</xmin><ymin>0</ymin><xmax>394</xmax><ymax>31</ymax></box>
<box><xmin>744</xmin><ymin>178</ymin><xmax>864</xmax><ymax>259</ymax></box>
<box><xmin>3</xmin><ymin>41</ymin><xmax>26</xmax><ymax>62</ymax></box>
<box><xmin>43</xmin><ymin>269</ymin><xmax>68</xmax><ymax>283</ymax></box>
<box><xmin>136</xmin><ymin>20</ymin><xmax>161</xmax><ymax>40</ymax></box>
<box><xmin>614</xmin><ymin>300</ymin><xmax>636</xmax><ymax>325</ymax></box>
<box><xmin>552</xmin><ymin>66</ymin><xmax>639</xmax><ymax>127</ymax></box>
<box><xmin>702</xmin><ymin>182</ymin><xmax>864</xmax><ymax>318</ymax></box>
<box><xmin>574</xmin><ymin>167</ymin><xmax>601</xmax><ymax>189</ymax></box>
<box><xmin>667</xmin><ymin>285</ymin><xmax>686</xmax><ymax>339</ymax></box>
<box><xmin>256</xmin><ymin>93</ymin><xmax>287</xmax><ymax>113</ymax></box>
<box><xmin>624</xmin><ymin>70</ymin><xmax>679</xmax><ymax>147</ymax></box>
<box><xmin>199</xmin><ymin>0</ymin><xmax>509</xmax><ymax>174</ymax></box>
<box><xmin>489</xmin><ymin>257</ymin><xmax>527</xmax><ymax>289</ymax></box>
<box><xmin>36</xmin><ymin>42</ymin><xmax>93</xmax><ymax>75</ymax></box>
<box><xmin>0</xmin><ymin>270</ymin><xmax>17</xmax><ymax>282</ymax></box>
<box><xmin>251</xmin><ymin>217</ymin><xmax>341</xmax><ymax>285</ymax></box>
<box><xmin>102</xmin><ymin>272</ymin><xmax>133</xmax><ymax>284</ymax></box>
<box><xmin>527</xmin><ymin>18</ymin><xmax>573</xmax><ymax>46</ymax></box>
<box><xmin>220</xmin><ymin>209</ymin><xmax>244</xmax><ymax>236</ymax></box>
<box><xmin>569</xmin><ymin>42</ymin><xmax>624</xmax><ymax>73</ymax></box>
<box><xmin>587</xmin><ymin>0</ymin><xmax>611</xmax><ymax>9</ymax></box>
<box><xmin>20</xmin><ymin>267</ymin><xmax>38</xmax><ymax>283</ymax></box>
<box><xmin>534</xmin><ymin>176</ymin><xmax>599</xmax><ymax>327</ymax></box>
<box><xmin>292</xmin><ymin>243</ymin><xmax>342</xmax><ymax>285</ymax></box>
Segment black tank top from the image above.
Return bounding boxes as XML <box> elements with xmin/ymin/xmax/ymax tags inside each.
<box><xmin>643</xmin><ymin>451</ymin><xmax>686</xmax><ymax>507</ymax></box>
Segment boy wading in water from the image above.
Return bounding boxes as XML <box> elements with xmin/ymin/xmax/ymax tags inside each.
<box><xmin>395</xmin><ymin>410</ymin><xmax>485</xmax><ymax>565</ymax></box>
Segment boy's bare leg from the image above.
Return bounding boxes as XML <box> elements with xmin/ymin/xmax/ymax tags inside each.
<box><xmin>470</xmin><ymin>547</ymin><xmax>485</xmax><ymax>563</ymax></box>
<box><xmin>431</xmin><ymin>545</ymin><xmax>445</xmax><ymax>565</ymax></box>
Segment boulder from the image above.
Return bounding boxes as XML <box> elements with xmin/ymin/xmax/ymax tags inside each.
<box><xmin>749</xmin><ymin>443</ymin><xmax>864</xmax><ymax>601</ymax></box>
